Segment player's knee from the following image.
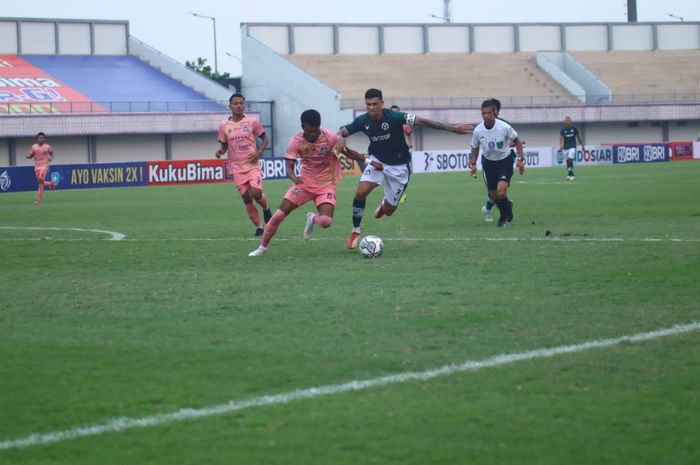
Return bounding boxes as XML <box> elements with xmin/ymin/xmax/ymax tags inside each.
<box><xmin>316</xmin><ymin>215</ymin><xmax>332</xmax><ymax>228</ymax></box>
<box><xmin>355</xmin><ymin>190</ymin><xmax>368</xmax><ymax>201</ymax></box>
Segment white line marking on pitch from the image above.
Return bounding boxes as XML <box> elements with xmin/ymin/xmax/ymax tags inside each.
<box><xmin>1</xmin><ymin>321</ymin><xmax>698</xmax><ymax>451</ymax></box>
<box><xmin>0</xmin><ymin>226</ymin><xmax>125</xmax><ymax>241</ymax></box>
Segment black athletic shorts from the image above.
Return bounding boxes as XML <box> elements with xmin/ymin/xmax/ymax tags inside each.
<box><xmin>481</xmin><ymin>154</ymin><xmax>514</xmax><ymax>191</ymax></box>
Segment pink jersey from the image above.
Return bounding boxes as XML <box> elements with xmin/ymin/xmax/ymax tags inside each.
<box><xmin>286</xmin><ymin>128</ymin><xmax>342</xmax><ymax>191</ymax></box>
<box><xmin>29</xmin><ymin>143</ymin><xmax>53</xmax><ymax>168</ymax></box>
<box><xmin>217</xmin><ymin>116</ymin><xmax>265</xmax><ymax>174</ymax></box>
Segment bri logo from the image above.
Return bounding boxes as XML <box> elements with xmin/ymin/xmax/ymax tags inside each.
<box><xmin>50</xmin><ymin>171</ymin><xmax>61</xmax><ymax>187</ymax></box>
<box><xmin>0</xmin><ymin>170</ymin><xmax>11</xmax><ymax>191</ymax></box>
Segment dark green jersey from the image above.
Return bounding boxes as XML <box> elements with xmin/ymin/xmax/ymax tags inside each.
<box><xmin>343</xmin><ymin>109</ymin><xmax>414</xmax><ymax>165</ymax></box>
<box><xmin>560</xmin><ymin>126</ymin><xmax>580</xmax><ymax>150</ymax></box>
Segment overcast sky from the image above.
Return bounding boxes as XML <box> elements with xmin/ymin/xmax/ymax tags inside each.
<box><xmin>2</xmin><ymin>0</ymin><xmax>698</xmax><ymax>75</ymax></box>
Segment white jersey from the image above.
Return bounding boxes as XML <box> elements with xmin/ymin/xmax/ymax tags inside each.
<box><xmin>471</xmin><ymin>119</ymin><xmax>518</xmax><ymax>161</ymax></box>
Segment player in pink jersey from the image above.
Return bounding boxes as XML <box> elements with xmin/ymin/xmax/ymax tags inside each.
<box><xmin>216</xmin><ymin>93</ymin><xmax>272</xmax><ymax>236</ymax></box>
<box><xmin>248</xmin><ymin>109</ymin><xmax>379</xmax><ymax>256</ymax></box>
<box><xmin>27</xmin><ymin>132</ymin><xmax>55</xmax><ymax>204</ymax></box>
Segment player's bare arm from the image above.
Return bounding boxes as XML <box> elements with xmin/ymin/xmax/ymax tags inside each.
<box><xmin>333</xmin><ymin>127</ymin><xmax>351</xmax><ymax>153</ymax></box>
<box><xmin>285</xmin><ymin>157</ymin><xmax>301</xmax><ymax>184</ymax></box>
<box><xmin>342</xmin><ymin>146</ymin><xmax>384</xmax><ymax>172</ymax></box>
<box><xmin>514</xmin><ymin>138</ymin><xmax>525</xmax><ymax>175</ymax></box>
<box><xmin>559</xmin><ymin>134</ymin><xmax>564</xmax><ymax>151</ymax></box>
<box><xmin>255</xmin><ymin>133</ymin><xmax>269</xmax><ymax>159</ymax></box>
<box><xmin>415</xmin><ymin>116</ymin><xmax>474</xmax><ymax>134</ymax></box>
<box><xmin>577</xmin><ymin>133</ymin><xmax>586</xmax><ymax>151</ymax></box>
<box><xmin>215</xmin><ymin>142</ymin><xmax>228</xmax><ymax>158</ymax></box>
<box><xmin>469</xmin><ymin>147</ymin><xmax>479</xmax><ymax>176</ymax></box>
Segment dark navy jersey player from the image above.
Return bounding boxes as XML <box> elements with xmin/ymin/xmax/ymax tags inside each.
<box><xmin>559</xmin><ymin>116</ymin><xmax>586</xmax><ymax>180</ymax></box>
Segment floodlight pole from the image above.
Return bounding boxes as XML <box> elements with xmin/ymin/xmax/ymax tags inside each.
<box><xmin>443</xmin><ymin>0</ymin><xmax>452</xmax><ymax>24</ymax></box>
<box><xmin>627</xmin><ymin>0</ymin><xmax>638</xmax><ymax>22</ymax></box>
<box><xmin>191</xmin><ymin>12</ymin><xmax>218</xmax><ymax>75</ymax></box>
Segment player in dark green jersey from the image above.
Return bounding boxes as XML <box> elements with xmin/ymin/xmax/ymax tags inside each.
<box><xmin>336</xmin><ymin>88</ymin><xmax>473</xmax><ymax>249</ymax></box>
<box><xmin>559</xmin><ymin>117</ymin><xmax>586</xmax><ymax>180</ymax></box>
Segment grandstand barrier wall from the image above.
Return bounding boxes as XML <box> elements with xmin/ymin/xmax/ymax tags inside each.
<box><xmin>0</xmin><ymin>155</ymin><xmax>363</xmax><ymax>193</ymax></box>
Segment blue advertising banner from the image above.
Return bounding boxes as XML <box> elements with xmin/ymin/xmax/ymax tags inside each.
<box><xmin>612</xmin><ymin>144</ymin><xmax>670</xmax><ymax>164</ymax></box>
<box><xmin>0</xmin><ymin>161</ymin><xmax>147</xmax><ymax>193</ymax></box>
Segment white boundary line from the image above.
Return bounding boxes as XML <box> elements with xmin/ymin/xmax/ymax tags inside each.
<box><xmin>0</xmin><ymin>226</ymin><xmax>125</xmax><ymax>241</ymax></box>
<box><xmin>1</xmin><ymin>321</ymin><xmax>698</xmax><ymax>451</ymax></box>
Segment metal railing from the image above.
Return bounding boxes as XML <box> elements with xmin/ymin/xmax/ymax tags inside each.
<box><xmin>341</xmin><ymin>92</ymin><xmax>700</xmax><ymax>109</ymax></box>
<box><xmin>0</xmin><ymin>100</ymin><xmax>230</xmax><ymax>115</ymax></box>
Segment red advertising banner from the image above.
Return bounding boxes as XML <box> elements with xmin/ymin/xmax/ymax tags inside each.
<box><xmin>147</xmin><ymin>159</ymin><xmax>229</xmax><ymax>186</ymax></box>
<box><xmin>0</xmin><ymin>54</ymin><xmax>106</xmax><ymax>114</ymax></box>
<box><xmin>669</xmin><ymin>141</ymin><xmax>694</xmax><ymax>161</ymax></box>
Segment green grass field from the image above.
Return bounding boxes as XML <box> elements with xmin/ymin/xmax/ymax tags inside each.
<box><xmin>1</xmin><ymin>163</ymin><xmax>699</xmax><ymax>465</ymax></box>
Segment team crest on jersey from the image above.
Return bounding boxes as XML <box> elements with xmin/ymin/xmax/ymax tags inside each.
<box><xmin>488</xmin><ymin>141</ymin><xmax>496</xmax><ymax>149</ymax></box>
<box><xmin>381</xmin><ymin>122</ymin><xmax>390</xmax><ymax>131</ymax></box>
<box><xmin>497</xmin><ymin>141</ymin><xmax>504</xmax><ymax>149</ymax></box>
<box><xmin>227</xmin><ymin>128</ymin><xmax>232</xmax><ymax>134</ymax></box>
<box><xmin>243</xmin><ymin>124</ymin><xmax>250</xmax><ymax>133</ymax></box>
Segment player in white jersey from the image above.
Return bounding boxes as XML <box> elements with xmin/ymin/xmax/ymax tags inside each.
<box><xmin>469</xmin><ymin>99</ymin><xmax>525</xmax><ymax>227</ymax></box>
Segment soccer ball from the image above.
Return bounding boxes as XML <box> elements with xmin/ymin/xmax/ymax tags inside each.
<box><xmin>359</xmin><ymin>235</ymin><xmax>383</xmax><ymax>258</ymax></box>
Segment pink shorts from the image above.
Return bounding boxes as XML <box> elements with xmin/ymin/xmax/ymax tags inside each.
<box><xmin>232</xmin><ymin>169</ymin><xmax>263</xmax><ymax>195</ymax></box>
<box><xmin>35</xmin><ymin>167</ymin><xmax>48</xmax><ymax>181</ymax></box>
<box><xmin>284</xmin><ymin>183</ymin><xmax>337</xmax><ymax>207</ymax></box>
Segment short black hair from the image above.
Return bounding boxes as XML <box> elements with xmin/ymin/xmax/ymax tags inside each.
<box><xmin>37</xmin><ymin>132</ymin><xmax>46</xmax><ymax>137</ymax></box>
<box><xmin>390</xmin><ymin>105</ymin><xmax>400</xmax><ymax>111</ymax></box>
<box><xmin>229</xmin><ymin>93</ymin><xmax>245</xmax><ymax>103</ymax></box>
<box><xmin>481</xmin><ymin>99</ymin><xmax>498</xmax><ymax>112</ymax></box>
<box><xmin>300</xmin><ymin>109</ymin><xmax>321</xmax><ymax>127</ymax></box>
<box><xmin>488</xmin><ymin>98</ymin><xmax>501</xmax><ymax>112</ymax></box>
<box><xmin>365</xmin><ymin>88</ymin><xmax>383</xmax><ymax>100</ymax></box>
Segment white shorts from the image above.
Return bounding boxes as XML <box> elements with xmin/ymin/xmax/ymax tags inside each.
<box><xmin>564</xmin><ymin>148</ymin><xmax>576</xmax><ymax>160</ymax></box>
<box><xmin>360</xmin><ymin>156</ymin><xmax>410</xmax><ymax>207</ymax></box>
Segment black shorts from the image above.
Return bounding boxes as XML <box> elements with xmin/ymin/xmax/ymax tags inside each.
<box><xmin>481</xmin><ymin>154</ymin><xmax>514</xmax><ymax>191</ymax></box>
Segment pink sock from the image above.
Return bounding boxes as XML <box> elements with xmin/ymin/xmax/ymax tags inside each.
<box><xmin>37</xmin><ymin>185</ymin><xmax>44</xmax><ymax>202</ymax></box>
<box><xmin>261</xmin><ymin>209</ymin><xmax>286</xmax><ymax>247</ymax></box>
<box><xmin>257</xmin><ymin>194</ymin><xmax>270</xmax><ymax>211</ymax></box>
<box><xmin>314</xmin><ymin>215</ymin><xmax>333</xmax><ymax>228</ymax></box>
<box><xmin>244</xmin><ymin>202</ymin><xmax>261</xmax><ymax>227</ymax></box>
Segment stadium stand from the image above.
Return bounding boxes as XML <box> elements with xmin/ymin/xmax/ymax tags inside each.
<box><xmin>571</xmin><ymin>50</ymin><xmax>700</xmax><ymax>101</ymax></box>
<box><xmin>287</xmin><ymin>53</ymin><xmax>579</xmax><ymax>107</ymax></box>
<box><xmin>19</xmin><ymin>55</ymin><xmax>222</xmax><ymax>112</ymax></box>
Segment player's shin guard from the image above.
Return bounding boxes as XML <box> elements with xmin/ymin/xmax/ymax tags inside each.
<box><xmin>261</xmin><ymin>210</ymin><xmax>286</xmax><ymax>247</ymax></box>
<box><xmin>352</xmin><ymin>197</ymin><xmax>366</xmax><ymax>230</ymax></box>
<box><xmin>245</xmin><ymin>202</ymin><xmax>262</xmax><ymax>227</ymax></box>
<box><xmin>315</xmin><ymin>215</ymin><xmax>333</xmax><ymax>228</ymax></box>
